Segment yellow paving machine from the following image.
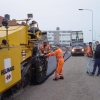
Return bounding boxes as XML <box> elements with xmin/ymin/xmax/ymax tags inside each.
<box><xmin>0</xmin><ymin>14</ymin><xmax>47</xmax><ymax>100</ymax></box>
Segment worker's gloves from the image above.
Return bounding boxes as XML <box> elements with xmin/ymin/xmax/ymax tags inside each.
<box><xmin>46</xmin><ymin>53</ymin><xmax>50</xmax><ymax>57</ymax></box>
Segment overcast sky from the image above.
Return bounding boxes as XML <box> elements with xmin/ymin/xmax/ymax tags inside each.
<box><xmin>0</xmin><ymin>0</ymin><xmax>100</xmax><ymax>42</ymax></box>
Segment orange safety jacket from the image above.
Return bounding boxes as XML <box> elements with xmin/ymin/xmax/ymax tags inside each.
<box><xmin>39</xmin><ymin>44</ymin><xmax>50</xmax><ymax>54</ymax></box>
<box><xmin>86</xmin><ymin>46</ymin><xmax>93</xmax><ymax>57</ymax></box>
<box><xmin>46</xmin><ymin>48</ymin><xmax>64</xmax><ymax>61</ymax></box>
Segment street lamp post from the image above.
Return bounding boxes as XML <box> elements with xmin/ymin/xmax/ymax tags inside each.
<box><xmin>89</xmin><ymin>30</ymin><xmax>96</xmax><ymax>42</ymax></box>
<box><xmin>79</xmin><ymin>9</ymin><xmax>93</xmax><ymax>49</ymax></box>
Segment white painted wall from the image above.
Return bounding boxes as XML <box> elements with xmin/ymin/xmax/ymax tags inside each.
<box><xmin>46</xmin><ymin>30</ymin><xmax>71</xmax><ymax>46</ymax></box>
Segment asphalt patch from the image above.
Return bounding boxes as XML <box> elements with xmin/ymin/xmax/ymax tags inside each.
<box><xmin>37</xmin><ymin>53</ymin><xmax>71</xmax><ymax>84</ymax></box>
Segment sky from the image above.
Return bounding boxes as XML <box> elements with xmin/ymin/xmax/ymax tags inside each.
<box><xmin>0</xmin><ymin>0</ymin><xmax>100</xmax><ymax>42</ymax></box>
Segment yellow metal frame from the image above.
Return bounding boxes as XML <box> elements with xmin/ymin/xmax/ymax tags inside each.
<box><xmin>0</xmin><ymin>19</ymin><xmax>43</xmax><ymax>93</ymax></box>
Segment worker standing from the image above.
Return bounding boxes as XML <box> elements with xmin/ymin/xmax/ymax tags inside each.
<box><xmin>90</xmin><ymin>41</ymin><xmax>100</xmax><ymax>76</ymax></box>
<box><xmin>39</xmin><ymin>40</ymin><xmax>51</xmax><ymax>72</ymax></box>
<box><xmin>86</xmin><ymin>42</ymin><xmax>93</xmax><ymax>74</ymax></box>
<box><xmin>46</xmin><ymin>44</ymin><xmax>64</xmax><ymax>81</ymax></box>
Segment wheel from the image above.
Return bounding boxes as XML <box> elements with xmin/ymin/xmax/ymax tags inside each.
<box><xmin>71</xmin><ymin>53</ymin><xmax>74</xmax><ymax>56</ymax></box>
<box><xmin>0</xmin><ymin>94</ymin><xmax>2</xmax><ymax>100</ymax></box>
<box><xmin>1</xmin><ymin>89</ymin><xmax>12</xmax><ymax>100</ymax></box>
<box><xmin>36</xmin><ymin>56</ymin><xmax>47</xmax><ymax>83</ymax></box>
<box><xmin>82</xmin><ymin>54</ymin><xmax>84</xmax><ymax>56</ymax></box>
<box><xmin>23</xmin><ymin>73</ymin><xmax>30</xmax><ymax>88</ymax></box>
<box><xmin>31</xmin><ymin>55</ymin><xmax>47</xmax><ymax>84</ymax></box>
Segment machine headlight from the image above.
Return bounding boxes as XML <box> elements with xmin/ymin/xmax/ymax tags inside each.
<box><xmin>2</xmin><ymin>39</ymin><xmax>7</xmax><ymax>45</ymax></box>
<box><xmin>82</xmin><ymin>49</ymin><xmax>84</xmax><ymax>52</ymax></box>
<box><xmin>72</xmin><ymin>49</ymin><xmax>74</xmax><ymax>52</ymax></box>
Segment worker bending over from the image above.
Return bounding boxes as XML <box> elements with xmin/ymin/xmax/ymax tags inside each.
<box><xmin>39</xmin><ymin>40</ymin><xmax>51</xmax><ymax>54</ymax></box>
<box><xmin>39</xmin><ymin>40</ymin><xmax>51</xmax><ymax>72</ymax></box>
<box><xmin>46</xmin><ymin>44</ymin><xmax>64</xmax><ymax>81</ymax></box>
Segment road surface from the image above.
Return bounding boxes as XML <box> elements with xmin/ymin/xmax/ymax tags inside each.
<box><xmin>15</xmin><ymin>56</ymin><xmax>100</xmax><ymax>100</ymax></box>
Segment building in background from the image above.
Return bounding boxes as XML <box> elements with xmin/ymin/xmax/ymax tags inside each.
<box><xmin>43</xmin><ymin>28</ymin><xmax>71</xmax><ymax>47</ymax></box>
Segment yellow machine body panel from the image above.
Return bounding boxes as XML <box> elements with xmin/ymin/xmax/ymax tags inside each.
<box><xmin>0</xmin><ymin>25</ymin><xmax>32</xmax><ymax>62</ymax></box>
<box><xmin>0</xmin><ymin>26</ymin><xmax>28</xmax><ymax>45</ymax></box>
<box><xmin>0</xmin><ymin>47</ymin><xmax>21</xmax><ymax>93</ymax></box>
<box><xmin>0</xmin><ymin>19</ymin><xmax>45</xmax><ymax>96</ymax></box>
<box><xmin>0</xmin><ymin>25</ymin><xmax>32</xmax><ymax>93</ymax></box>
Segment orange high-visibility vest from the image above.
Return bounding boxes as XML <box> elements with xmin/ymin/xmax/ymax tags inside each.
<box><xmin>46</xmin><ymin>48</ymin><xmax>64</xmax><ymax>79</ymax></box>
<box><xmin>86</xmin><ymin>46</ymin><xmax>93</xmax><ymax>57</ymax></box>
<box><xmin>46</xmin><ymin>48</ymin><xmax>64</xmax><ymax>60</ymax></box>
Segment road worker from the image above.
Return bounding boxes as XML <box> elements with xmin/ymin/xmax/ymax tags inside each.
<box><xmin>46</xmin><ymin>44</ymin><xmax>64</xmax><ymax>81</ymax></box>
<box><xmin>90</xmin><ymin>41</ymin><xmax>100</xmax><ymax>76</ymax></box>
<box><xmin>85</xmin><ymin>42</ymin><xmax>93</xmax><ymax>74</ymax></box>
<box><xmin>39</xmin><ymin>40</ymin><xmax>51</xmax><ymax>72</ymax></box>
<box><xmin>39</xmin><ymin>40</ymin><xmax>51</xmax><ymax>54</ymax></box>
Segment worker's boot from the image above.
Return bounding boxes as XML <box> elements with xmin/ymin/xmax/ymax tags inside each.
<box><xmin>59</xmin><ymin>76</ymin><xmax>64</xmax><ymax>79</ymax></box>
<box><xmin>53</xmin><ymin>78</ymin><xmax>58</xmax><ymax>81</ymax></box>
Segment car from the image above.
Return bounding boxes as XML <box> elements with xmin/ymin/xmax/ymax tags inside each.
<box><xmin>71</xmin><ymin>42</ymin><xmax>85</xmax><ymax>56</ymax></box>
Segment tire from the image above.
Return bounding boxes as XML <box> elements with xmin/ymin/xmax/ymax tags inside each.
<box><xmin>82</xmin><ymin>54</ymin><xmax>84</xmax><ymax>56</ymax></box>
<box><xmin>71</xmin><ymin>53</ymin><xmax>74</xmax><ymax>56</ymax></box>
<box><xmin>23</xmin><ymin>73</ymin><xmax>30</xmax><ymax>88</ymax></box>
<box><xmin>34</xmin><ymin>55</ymin><xmax>47</xmax><ymax>84</ymax></box>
